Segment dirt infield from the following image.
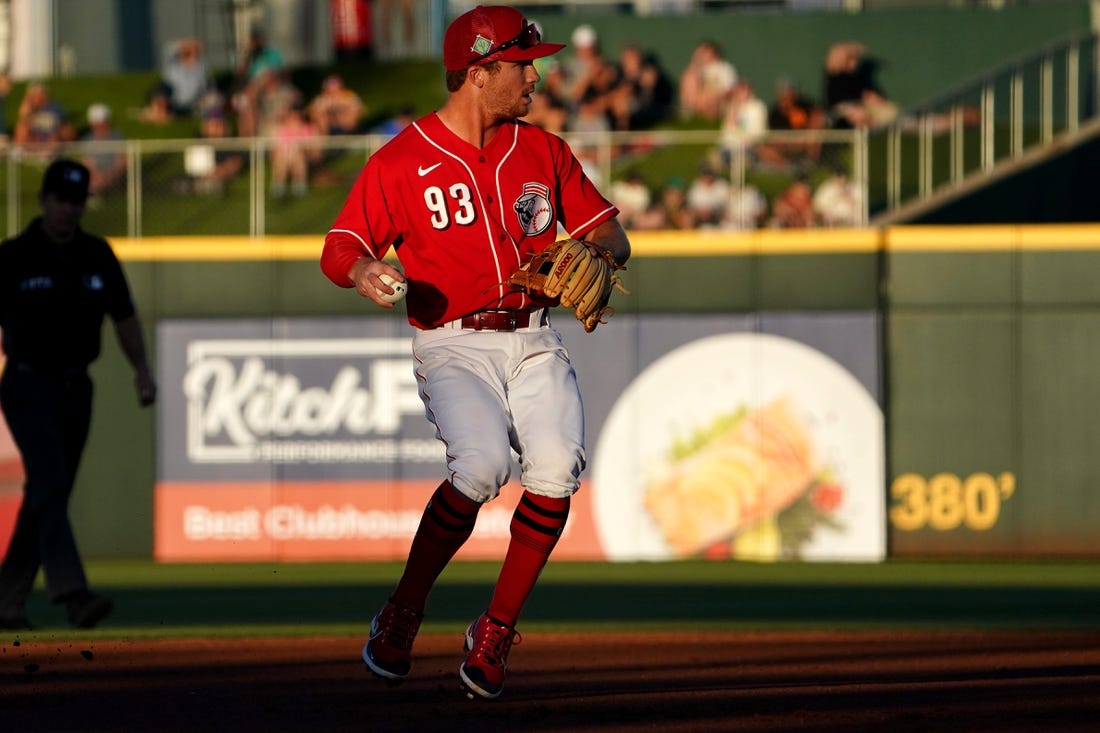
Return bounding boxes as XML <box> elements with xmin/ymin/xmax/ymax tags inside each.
<box><xmin>3</xmin><ymin>630</ymin><xmax>1099</xmax><ymax>732</ymax></box>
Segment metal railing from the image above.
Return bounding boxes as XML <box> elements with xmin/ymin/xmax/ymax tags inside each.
<box><xmin>457</xmin><ymin>0</ymin><xmax>1065</xmax><ymax>13</ymax></box>
<box><xmin>871</xmin><ymin>31</ymin><xmax>1100</xmax><ymax>222</ymax></box>
<box><xmin>0</xmin><ymin>127</ymin><xmax>866</xmax><ymax>239</ymax></box>
<box><xmin>14</xmin><ymin>24</ymin><xmax>1095</xmax><ymax>240</ymax></box>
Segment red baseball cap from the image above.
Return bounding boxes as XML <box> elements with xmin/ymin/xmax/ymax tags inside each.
<box><xmin>443</xmin><ymin>5</ymin><xmax>565</xmax><ymax>71</ymax></box>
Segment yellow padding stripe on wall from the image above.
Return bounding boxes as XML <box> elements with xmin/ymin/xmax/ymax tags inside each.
<box><xmin>110</xmin><ymin>236</ymin><xmax>324</xmax><ymax>260</ymax></box>
<box><xmin>108</xmin><ymin>225</ymin><xmax>1100</xmax><ymax>261</ymax></box>
<box><xmin>887</xmin><ymin>224</ymin><xmax>1100</xmax><ymax>251</ymax></box>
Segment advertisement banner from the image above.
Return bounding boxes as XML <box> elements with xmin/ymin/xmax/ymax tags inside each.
<box><xmin>156</xmin><ymin>314</ymin><xmax>884</xmax><ymax>562</ymax></box>
<box><xmin>0</xmin><ymin>351</ymin><xmax>25</xmax><ymax>556</ymax></box>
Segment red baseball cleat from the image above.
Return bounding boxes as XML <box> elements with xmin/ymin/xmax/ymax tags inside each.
<box><xmin>459</xmin><ymin>613</ymin><xmax>521</xmax><ymax>700</ymax></box>
<box><xmin>362</xmin><ymin>601</ymin><xmax>422</xmax><ymax>684</ymax></box>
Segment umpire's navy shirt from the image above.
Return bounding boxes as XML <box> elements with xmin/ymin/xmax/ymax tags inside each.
<box><xmin>0</xmin><ymin>217</ymin><xmax>136</xmax><ymax>371</ymax></box>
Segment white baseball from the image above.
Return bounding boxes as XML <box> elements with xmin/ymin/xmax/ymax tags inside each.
<box><xmin>376</xmin><ymin>273</ymin><xmax>407</xmax><ymax>304</ymax></box>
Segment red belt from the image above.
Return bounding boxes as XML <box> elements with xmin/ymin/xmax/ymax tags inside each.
<box><xmin>458</xmin><ymin>309</ymin><xmax>546</xmax><ymax>331</ymax></box>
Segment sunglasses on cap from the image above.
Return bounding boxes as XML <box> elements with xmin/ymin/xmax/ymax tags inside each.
<box><xmin>468</xmin><ymin>23</ymin><xmax>541</xmax><ymax>66</ymax></box>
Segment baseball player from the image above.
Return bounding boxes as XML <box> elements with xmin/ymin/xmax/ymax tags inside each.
<box><xmin>0</xmin><ymin>159</ymin><xmax>157</xmax><ymax>630</ymax></box>
<box><xmin>320</xmin><ymin>5</ymin><xmax>630</xmax><ymax>700</ymax></box>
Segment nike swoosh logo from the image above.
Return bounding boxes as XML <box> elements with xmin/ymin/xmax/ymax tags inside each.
<box><xmin>418</xmin><ymin>163</ymin><xmax>442</xmax><ymax>176</ymax></box>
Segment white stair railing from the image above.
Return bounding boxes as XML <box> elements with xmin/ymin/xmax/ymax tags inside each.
<box><xmin>874</xmin><ymin>31</ymin><xmax>1100</xmax><ymax>222</ymax></box>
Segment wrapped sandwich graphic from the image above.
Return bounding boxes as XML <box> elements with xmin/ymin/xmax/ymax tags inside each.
<box><xmin>643</xmin><ymin>398</ymin><xmax>825</xmax><ymax>558</ymax></box>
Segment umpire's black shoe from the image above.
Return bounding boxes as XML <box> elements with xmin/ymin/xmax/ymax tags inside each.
<box><xmin>65</xmin><ymin>592</ymin><xmax>114</xmax><ymax>629</ymax></box>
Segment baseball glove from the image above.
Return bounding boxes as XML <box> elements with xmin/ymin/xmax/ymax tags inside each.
<box><xmin>508</xmin><ymin>238</ymin><xmax>628</xmax><ymax>332</ymax></box>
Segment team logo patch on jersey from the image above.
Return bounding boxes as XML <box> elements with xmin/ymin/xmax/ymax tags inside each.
<box><xmin>514</xmin><ymin>183</ymin><xmax>554</xmax><ymax>236</ymax></box>
<box><xmin>471</xmin><ymin>35</ymin><xmax>494</xmax><ymax>56</ymax></box>
<box><xmin>20</xmin><ymin>276</ymin><xmax>53</xmax><ymax>291</ymax></box>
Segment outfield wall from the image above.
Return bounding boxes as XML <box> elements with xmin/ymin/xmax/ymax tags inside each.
<box><xmin>2</xmin><ymin>224</ymin><xmax>1099</xmax><ymax>560</ymax></box>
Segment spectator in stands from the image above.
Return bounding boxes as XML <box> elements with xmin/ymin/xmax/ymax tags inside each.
<box><xmin>659</xmin><ymin>176</ymin><xmax>695</xmax><ymax>230</ymax></box>
<box><xmin>524</xmin><ymin>59</ymin><xmax>570</xmax><ymax>133</ymax></box>
<box><xmin>232</xmin><ymin>26</ymin><xmax>287</xmax><ymax>137</ymax></box>
<box><xmin>537</xmin><ymin>57</ymin><xmax>571</xmax><ymax>110</ymax></box>
<box><xmin>724</xmin><ymin>183</ymin><xmax>768</xmax><ymax>231</ymax></box>
<box><xmin>139</xmin><ymin>91</ymin><xmax>172</xmax><ymax>125</ymax></box>
<box><xmin>768</xmin><ymin>176</ymin><xmax>820</xmax><ymax>228</ymax></box>
<box><xmin>635</xmin><ymin>175</ymin><xmax>694</xmax><ymax>230</ymax></box>
<box><xmin>561</xmin><ymin>24</ymin><xmax>608</xmax><ymax>110</ymax></box>
<box><xmin>764</xmin><ymin>78</ymin><xmax>827</xmax><ymax>167</ymax></box>
<box><xmin>824</xmin><ymin>41</ymin><xmax>897</xmax><ymax>129</ymax></box>
<box><xmin>686</xmin><ymin>162</ymin><xmax>732</xmax><ymax>229</ymax></box>
<box><xmin>0</xmin><ymin>74</ymin><xmax>11</xmax><ymax>139</ymax></box>
<box><xmin>80</xmin><ymin>104</ymin><xmax>127</xmax><ymax>198</ymax></box>
<box><xmin>13</xmin><ymin>83</ymin><xmax>76</xmax><ymax>157</ymax></box>
<box><xmin>308</xmin><ymin>74</ymin><xmax>365</xmax><ymax>135</ymax></box>
<box><xmin>197</xmin><ymin>88</ymin><xmax>228</xmax><ymax>123</ymax></box>
<box><xmin>812</xmin><ymin>167</ymin><xmax>862</xmax><ymax>227</ymax></box>
<box><xmin>523</xmin><ymin>93</ymin><xmax>567</xmax><ymax>134</ymax></box>
<box><xmin>608</xmin><ymin>43</ymin><xmax>673</xmax><ymax>131</ymax></box>
<box><xmin>238</xmin><ymin>67</ymin><xmax>303</xmax><ymax>139</ymax></box>
<box><xmin>568</xmin><ymin>88</ymin><xmax>612</xmax><ymax>135</ymax></box>
<box><xmin>769</xmin><ymin>78</ymin><xmax>826</xmax><ymax>137</ymax></box>
<box><xmin>574</xmin><ymin>145</ymin><xmax>605</xmax><ymax>190</ymax></box>
<box><xmin>374</xmin><ymin>104</ymin><xmax>416</xmax><ymax>137</ymax></box>
<box><xmin>269</xmin><ymin>102</ymin><xmax>319</xmax><ymax>199</ymax></box>
<box><xmin>180</xmin><ymin>97</ymin><xmax>245</xmax><ymax>196</ymax></box>
<box><xmin>719</xmin><ymin>79</ymin><xmax>768</xmax><ymax>168</ymax></box>
<box><xmin>678</xmin><ymin>40</ymin><xmax>737</xmax><ymax>121</ymax></box>
<box><xmin>608</xmin><ymin>169</ymin><xmax>652</xmax><ymax>230</ymax></box>
<box><xmin>236</xmin><ymin>26</ymin><xmax>286</xmax><ymax>83</ymax></box>
<box><xmin>143</xmin><ymin>38</ymin><xmax>209</xmax><ymax>123</ymax></box>
<box><xmin>564</xmin><ymin>47</ymin><xmax>621</xmax><ymax>134</ymax></box>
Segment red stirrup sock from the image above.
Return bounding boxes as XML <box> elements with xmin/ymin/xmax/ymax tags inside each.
<box><xmin>391</xmin><ymin>480</ymin><xmax>480</xmax><ymax>612</ymax></box>
<box><xmin>487</xmin><ymin>491</ymin><xmax>571</xmax><ymax>627</ymax></box>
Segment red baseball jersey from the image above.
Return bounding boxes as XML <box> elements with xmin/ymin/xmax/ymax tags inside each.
<box><xmin>321</xmin><ymin>112</ymin><xmax>618</xmax><ymax>329</ymax></box>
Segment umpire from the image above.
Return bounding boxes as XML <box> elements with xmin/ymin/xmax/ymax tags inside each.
<box><xmin>0</xmin><ymin>159</ymin><xmax>156</xmax><ymax>630</ymax></box>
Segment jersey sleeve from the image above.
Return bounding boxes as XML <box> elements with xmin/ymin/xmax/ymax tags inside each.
<box><xmin>320</xmin><ymin>157</ymin><xmax>398</xmax><ymax>287</ymax></box>
<box><xmin>552</xmin><ymin>135</ymin><xmax>619</xmax><ymax>240</ymax></box>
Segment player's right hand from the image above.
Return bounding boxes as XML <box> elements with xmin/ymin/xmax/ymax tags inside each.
<box><xmin>349</xmin><ymin>256</ymin><xmax>405</xmax><ymax>309</ymax></box>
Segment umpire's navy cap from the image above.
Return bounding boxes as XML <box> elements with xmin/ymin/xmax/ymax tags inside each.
<box><xmin>41</xmin><ymin>158</ymin><xmax>90</xmax><ymax>203</ymax></box>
